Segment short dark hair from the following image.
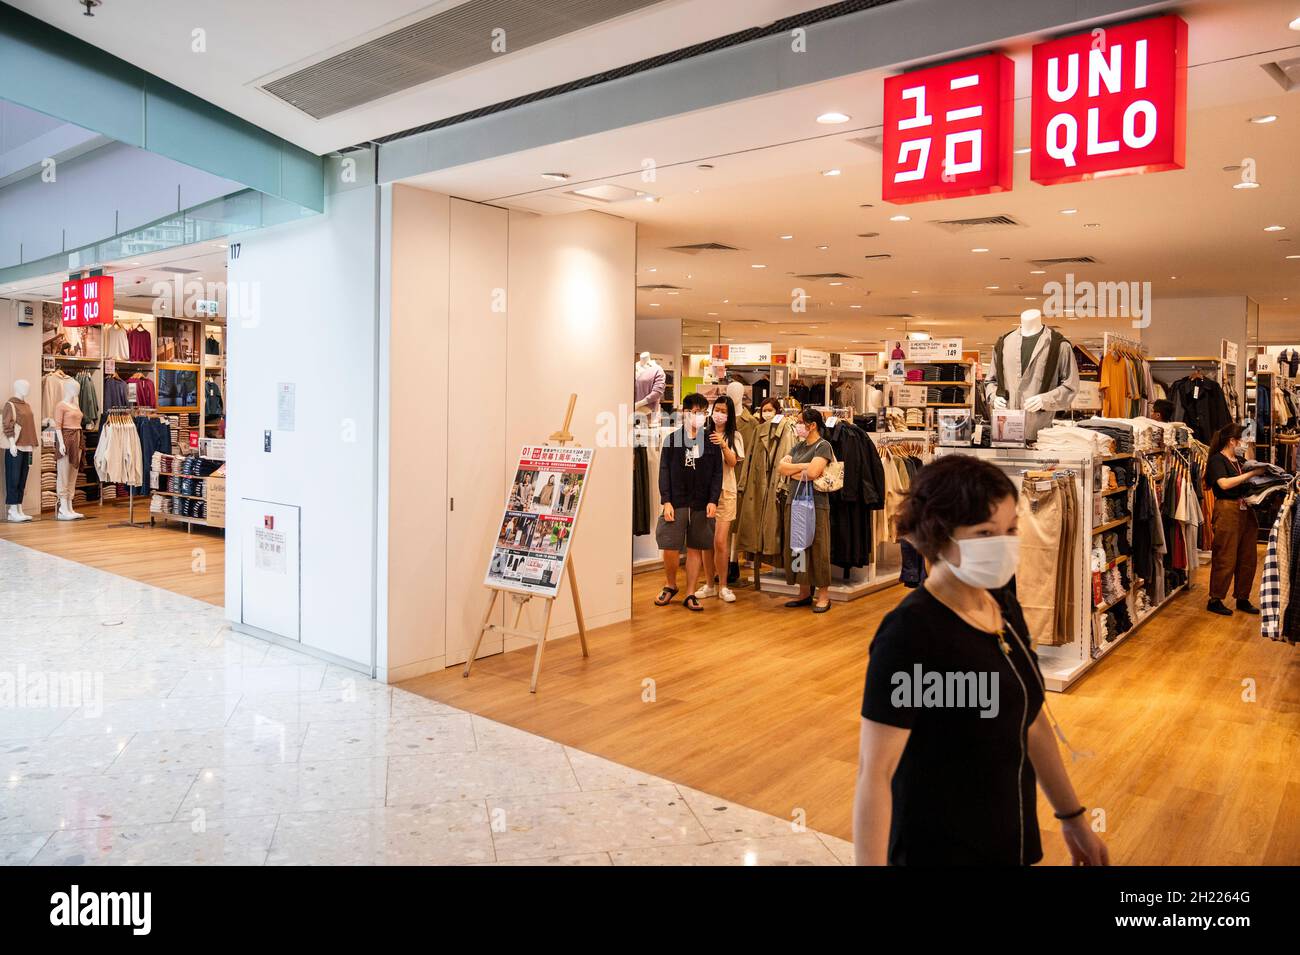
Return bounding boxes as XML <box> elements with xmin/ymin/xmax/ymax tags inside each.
<box><xmin>895</xmin><ymin>455</ymin><xmax>1018</xmax><ymax>560</ymax></box>
<box><xmin>1153</xmin><ymin>399</ymin><xmax>1174</xmax><ymax>420</ymax></box>
<box><xmin>799</xmin><ymin>407</ymin><xmax>825</xmax><ymax>431</ymax></box>
<box><xmin>682</xmin><ymin>393</ymin><xmax>709</xmax><ymax>412</ymax></box>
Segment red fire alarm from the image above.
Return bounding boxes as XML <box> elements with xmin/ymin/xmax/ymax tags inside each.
<box><xmin>264</xmin><ymin>516</ymin><xmax>274</xmax><ymax>530</ymax></box>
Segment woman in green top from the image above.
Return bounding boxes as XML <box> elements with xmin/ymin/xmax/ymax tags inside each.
<box><xmin>777</xmin><ymin>407</ymin><xmax>834</xmax><ymax>613</ymax></box>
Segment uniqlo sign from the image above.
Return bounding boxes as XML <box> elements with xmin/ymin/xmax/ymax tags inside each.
<box><xmin>1031</xmin><ymin>14</ymin><xmax>1187</xmax><ymax>185</ymax></box>
<box><xmin>882</xmin><ymin>53</ymin><xmax>1014</xmax><ymax>204</ymax></box>
<box><xmin>61</xmin><ymin>275</ymin><xmax>114</xmax><ymax>327</ymax></box>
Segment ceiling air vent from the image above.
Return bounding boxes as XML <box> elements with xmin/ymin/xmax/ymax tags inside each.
<box><xmin>1028</xmin><ymin>256</ymin><xmax>1099</xmax><ymax>267</ymax></box>
<box><xmin>848</xmin><ymin>134</ymin><xmax>883</xmax><ymax>153</ymax></box>
<box><xmin>665</xmin><ymin>243</ymin><xmax>740</xmax><ymax>255</ymax></box>
<box><xmin>793</xmin><ymin>272</ymin><xmax>857</xmax><ymax>280</ymax></box>
<box><xmin>636</xmin><ymin>283</ymin><xmax>688</xmax><ymax>291</ymax></box>
<box><xmin>156</xmin><ymin>266</ymin><xmax>200</xmax><ymax>274</ymax></box>
<box><xmin>261</xmin><ymin>0</ymin><xmax>666</xmax><ymax>119</ymax></box>
<box><xmin>861</xmin><ymin>254</ymin><xmax>892</xmax><ymax>262</ymax></box>
<box><xmin>1261</xmin><ymin>56</ymin><xmax>1300</xmax><ymax>92</ymax></box>
<box><xmin>930</xmin><ymin>215</ymin><xmax>1024</xmax><ymax>234</ymax></box>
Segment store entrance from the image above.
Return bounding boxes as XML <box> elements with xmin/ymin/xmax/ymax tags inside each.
<box><xmin>0</xmin><ymin>242</ymin><xmax>230</xmax><ymax>605</ymax></box>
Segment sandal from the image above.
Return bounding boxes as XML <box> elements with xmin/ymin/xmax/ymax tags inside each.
<box><xmin>683</xmin><ymin>595</ymin><xmax>703</xmax><ymax>612</ymax></box>
<box><xmin>784</xmin><ymin>596</ymin><xmax>813</xmax><ymax>608</ymax></box>
<box><xmin>655</xmin><ymin>587</ymin><xmax>679</xmax><ymax>607</ymax></box>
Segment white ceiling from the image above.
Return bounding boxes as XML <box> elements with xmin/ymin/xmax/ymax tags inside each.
<box><xmin>8</xmin><ymin>0</ymin><xmax>830</xmax><ymax>155</ymax></box>
<box><xmin>399</xmin><ymin>0</ymin><xmax>1300</xmax><ymax>351</ymax></box>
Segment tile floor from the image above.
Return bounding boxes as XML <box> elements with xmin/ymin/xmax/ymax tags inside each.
<box><xmin>0</xmin><ymin>539</ymin><xmax>851</xmax><ymax>866</ymax></box>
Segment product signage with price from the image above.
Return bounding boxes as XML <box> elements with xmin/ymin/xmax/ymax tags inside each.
<box><xmin>711</xmin><ymin>343</ymin><xmax>772</xmax><ymax>365</ymax></box>
<box><xmin>905</xmin><ymin>338</ymin><xmax>963</xmax><ymax>361</ymax></box>
<box><xmin>61</xmin><ymin>275</ymin><xmax>114</xmax><ymax>327</ymax></box>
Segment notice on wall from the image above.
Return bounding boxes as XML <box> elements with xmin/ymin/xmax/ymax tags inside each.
<box><xmin>485</xmin><ymin>445</ymin><xmax>594</xmax><ymax>598</ymax></box>
<box><xmin>277</xmin><ymin>383</ymin><xmax>296</xmax><ymax>432</ymax></box>
<box><xmin>255</xmin><ymin>525</ymin><xmax>288</xmax><ymax>575</ymax></box>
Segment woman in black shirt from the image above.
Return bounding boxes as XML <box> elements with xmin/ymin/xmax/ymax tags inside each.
<box><xmin>1204</xmin><ymin>423</ymin><xmax>1269</xmax><ymax>616</ymax></box>
<box><xmin>854</xmin><ymin>455</ymin><xmax>1108</xmax><ymax>866</ymax></box>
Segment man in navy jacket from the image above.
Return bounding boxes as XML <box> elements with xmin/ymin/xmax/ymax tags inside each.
<box><xmin>654</xmin><ymin>393</ymin><xmax>723</xmax><ymax>611</ymax></box>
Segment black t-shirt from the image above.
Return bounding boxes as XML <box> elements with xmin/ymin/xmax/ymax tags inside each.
<box><xmin>1205</xmin><ymin>453</ymin><xmax>1245</xmax><ymax>500</ymax></box>
<box><xmin>861</xmin><ymin>584</ymin><xmax>1045</xmax><ymax>866</ymax></box>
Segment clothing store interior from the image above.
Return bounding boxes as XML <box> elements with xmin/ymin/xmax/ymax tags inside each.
<box><xmin>405</xmin><ymin>3</ymin><xmax>1300</xmax><ymax>866</ymax></box>
<box><xmin>0</xmin><ymin>239</ymin><xmax>229</xmax><ymax>603</ymax></box>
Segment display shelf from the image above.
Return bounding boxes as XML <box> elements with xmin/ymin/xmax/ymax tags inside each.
<box><xmin>1090</xmin><ymin>583</ymin><xmax>1189</xmax><ymax>664</ymax></box>
<box><xmin>152</xmin><ymin>490</ymin><xmax>207</xmax><ymax>500</ymax></box>
<box><xmin>1105</xmin><ymin>555</ymin><xmax>1129</xmax><ymax>569</ymax></box>
<box><xmin>1102</xmin><ymin>486</ymin><xmax>1131</xmax><ymax>496</ymax></box>
<box><xmin>1094</xmin><ymin>590</ymin><xmax>1131</xmax><ymax>614</ymax></box>
<box><xmin>1103</xmin><ymin>453</ymin><xmax>1134</xmax><ymax>461</ymax></box>
<box><xmin>925</xmin><ymin>402</ymin><xmax>970</xmax><ymax>408</ymax></box>
<box><xmin>1093</xmin><ymin>517</ymin><xmax>1131</xmax><ymax>535</ymax></box>
<box><xmin>155</xmin><ymin>470</ymin><xmax>214</xmax><ymax>480</ymax></box>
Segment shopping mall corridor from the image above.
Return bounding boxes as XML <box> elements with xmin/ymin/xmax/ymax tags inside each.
<box><xmin>0</xmin><ymin>538</ymin><xmax>850</xmax><ymax>865</ymax></box>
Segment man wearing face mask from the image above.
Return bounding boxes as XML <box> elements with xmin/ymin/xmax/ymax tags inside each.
<box><xmin>854</xmin><ymin>455</ymin><xmax>1108</xmax><ymax>867</ymax></box>
<box><xmin>654</xmin><ymin>393</ymin><xmax>723</xmax><ymax>611</ymax></box>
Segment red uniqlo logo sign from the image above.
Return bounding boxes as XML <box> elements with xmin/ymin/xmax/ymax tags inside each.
<box><xmin>882</xmin><ymin>53</ymin><xmax>1014</xmax><ymax>204</ymax></box>
<box><xmin>60</xmin><ymin>275</ymin><xmax>114</xmax><ymax>327</ymax></box>
<box><xmin>1031</xmin><ymin>14</ymin><xmax>1187</xmax><ymax>185</ymax></box>
<box><xmin>264</xmin><ymin>516</ymin><xmax>274</xmax><ymax>530</ymax></box>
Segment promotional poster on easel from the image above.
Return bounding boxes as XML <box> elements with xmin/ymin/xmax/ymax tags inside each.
<box><xmin>486</xmin><ymin>444</ymin><xmax>593</xmax><ymax>596</ymax></box>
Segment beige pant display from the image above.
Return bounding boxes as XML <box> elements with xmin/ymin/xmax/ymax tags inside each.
<box><xmin>1017</xmin><ymin>477</ymin><xmax>1078</xmax><ymax>647</ymax></box>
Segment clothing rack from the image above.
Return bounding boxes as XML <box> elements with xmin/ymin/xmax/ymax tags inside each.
<box><xmin>101</xmin><ymin>406</ymin><xmax>149</xmax><ymax>529</ymax></box>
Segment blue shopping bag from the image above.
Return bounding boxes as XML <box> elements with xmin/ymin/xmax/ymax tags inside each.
<box><xmin>790</xmin><ymin>479</ymin><xmax>816</xmax><ymax>553</ymax></box>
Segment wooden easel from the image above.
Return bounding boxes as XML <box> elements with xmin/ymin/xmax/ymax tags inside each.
<box><xmin>463</xmin><ymin>394</ymin><xmax>591</xmax><ymax>692</ymax></box>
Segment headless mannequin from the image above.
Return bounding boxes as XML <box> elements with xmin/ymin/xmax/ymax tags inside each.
<box><xmin>54</xmin><ymin>379</ymin><xmax>85</xmax><ymax>520</ymax></box>
<box><xmin>4</xmin><ymin>379</ymin><xmax>36</xmax><ymax>522</ymax></box>
<box><xmin>992</xmin><ymin>309</ymin><xmax>1048</xmax><ymax>414</ymax></box>
<box><xmin>634</xmin><ymin>352</ymin><xmax>665</xmax><ymax>425</ymax></box>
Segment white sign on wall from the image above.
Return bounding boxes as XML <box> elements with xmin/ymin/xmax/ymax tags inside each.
<box><xmin>905</xmin><ymin>338</ymin><xmax>963</xmax><ymax>361</ymax></box>
<box><xmin>835</xmin><ymin>353</ymin><xmax>866</xmax><ymax>372</ymax></box>
<box><xmin>277</xmin><ymin>382</ymin><xmax>296</xmax><ymax>432</ymax></box>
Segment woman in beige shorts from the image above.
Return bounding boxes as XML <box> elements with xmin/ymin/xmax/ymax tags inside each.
<box><xmin>696</xmin><ymin>396</ymin><xmax>745</xmax><ymax>603</ymax></box>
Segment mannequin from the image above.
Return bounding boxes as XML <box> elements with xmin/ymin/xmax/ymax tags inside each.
<box><xmin>634</xmin><ymin>352</ymin><xmax>666</xmax><ymax>424</ymax></box>
<box><xmin>3</xmin><ymin>380</ymin><xmax>38</xmax><ymax>522</ymax></box>
<box><xmin>53</xmin><ymin>379</ymin><xmax>86</xmax><ymax>520</ymax></box>
<box><xmin>986</xmin><ymin>308</ymin><xmax>1079</xmax><ymax>441</ymax></box>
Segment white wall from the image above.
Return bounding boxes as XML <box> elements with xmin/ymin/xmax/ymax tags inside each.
<box><xmin>380</xmin><ymin>200</ymin><xmax>635</xmax><ymax>678</ymax></box>
<box><xmin>225</xmin><ymin>185</ymin><xmax>380</xmax><ymax>670</ymax></box>
<box><xmin>504</xmin><ymin>210</ymin><xmax>636</xmax><ymax>647</ymax></box>
<box><xmin>0</xmin><ymin>299</ymin><xmax>42</xmax><ymax>515</ymax></box>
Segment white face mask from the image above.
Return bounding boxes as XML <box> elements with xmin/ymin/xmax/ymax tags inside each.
<box><xmin>947</xmin><ymin>535</ymin><xmax>1020</xmax><ymax>590</ymax></box>
<box><xmin>795</xmin><ymin>424</ymin><xmax>810</xmax><ymax>440</ymax></box>
<box><xmin>760</xmin><ymin>410</ymin><xmax>775</xmax><ymax>422</ymax></box>
<box><xmin>691</xmin><ymin>412</ymin><xmax>707</xmax><ymax>431</ymax></box>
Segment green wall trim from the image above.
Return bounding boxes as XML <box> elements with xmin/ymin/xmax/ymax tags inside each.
<box><xmin>0</xmin><ymin>3</ymin><xmax>323</xmax><ymax>212</ymax></box>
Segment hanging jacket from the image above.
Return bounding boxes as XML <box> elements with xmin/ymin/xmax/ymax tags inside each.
<box><xmin>736</xmin><ymin>417</ymin><xmax>797</xmax><ymax>557</ymax></box>
<box><xmin>1168</xmin><ymin>377</ymin><xmax>1230</xmax><ymax>444</ymax></box>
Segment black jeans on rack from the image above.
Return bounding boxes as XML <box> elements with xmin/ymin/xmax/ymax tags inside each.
<box><xmin>5</xmin><ymin>450</ymin><xmax>31</xmax><ymax>505</ymax></box>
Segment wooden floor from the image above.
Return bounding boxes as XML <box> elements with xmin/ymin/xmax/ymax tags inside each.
<box><xmin>403</xmin><ymin>563</ymin><xmax>1300</xmax><ymax>865</ymax></box>
<box><xmin>0</xmin><ymin>505</ymin><xmax>225</xmax><ymax>605</ymax></box>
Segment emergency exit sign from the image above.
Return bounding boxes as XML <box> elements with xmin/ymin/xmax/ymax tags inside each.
<box><xmin>61</xmin><ymin>275</ymin><xmax>115</xmax><ymax>327</ymax></box>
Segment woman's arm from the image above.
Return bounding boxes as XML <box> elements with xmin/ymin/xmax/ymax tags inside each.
<box><xmin>776</xmin><ymin>455</ymin><xmax>801</xmax><ymax>477</ymax></box>
<box><xmin>1216</xmin><ymin>468</ymin><xmax>1267</xmax><ymax>490</ymax></box>
<box><xmin>853</xmin><ymin>718</ymin><xmax>910</xmax><ymax>865</ymax></box>
<box><xmin>1027</xmin><ymin>711</ymin><xmax>1109</xmax><ymax>865</ymax></box>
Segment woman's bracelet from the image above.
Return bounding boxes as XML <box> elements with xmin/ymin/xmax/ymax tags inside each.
<box><xmin>1053</xmin><ymin>805</ymin><xmax>1087</xmax><ymax>821</ymax></box>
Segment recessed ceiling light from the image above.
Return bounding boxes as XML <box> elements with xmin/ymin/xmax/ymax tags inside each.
<box><xmin>1060</xmin><ymin>209</ymin><xmax>1078</xmax><ymax>215</ymax></box>
<box><xmin>1169</xmin><ymin>276</ymin><xmax>1177</xmax><ymax>280</ymax></box>
<box><xmin>1030</xmin><ymin>269</ymin><xmax>1047</xmax><ymax>275</ymax></box>
<box><xmin>822</xmin><ymin>169</ymin><xmax>842</xmax><ymax>177</ymax></box>
<box><xmin>911</xmin><ymin>290</ymin><xmax>919</xmax><ymax>294</ymax></box>
<box><xmin>816</xmin><ymin>112</ymin><xmax>851</xmax><ymax>124</ymax></box>
<box><xmin>1083</xmin><ymin>222</ymin><xmax>1101</xmax><ymax>229</ymax></box>
<box><xmin>1290</xmin><ymin>16</ymin><xmax>1300</xmax><ymax>30</ymax></box>
<box><xmin>1249</xmin><ymin>115</ymin><xmax>1279</xmax><ymax>124</ymax></box>
<box><xmin>1265</xmin><ymin>225</ymin><xmax>1287</xmax><ymax>232</ymax></box>
<box><xmin>541</xmin><ymin>172</ymin><xmax>569</xmax><ymax>181</ymax></box>
<box><xmin>751</xmin><ymin>264</ymin><xmax>766</xmax><ymax>269</ymax></box>
<box><xmin>646</xmin><ymin>267</ymin><xmax>656</xmax><ymax>272</ymax></box>
<box><xmin>890</xmin><ymin>215</ymin><xmax>910</xmax><ymax>222</ymax></box>
<box><xmin>985</xmin><ymin>285</ymin><xmax>1000</xmax><ymax>290</ymax></box>
<box><xmin>1287</xmin><ymin>255</ymin><xmax>1300</xmax><ymax>260</ymax></box>
<box><xmin>779</xmin><ymin>234</ymin><xmax>794</xmax><ymax>240</ymax></box>
<box><xmin>707</xmin><ymin>311</ymin><xmax>718</xmax><ymax>315</ymax></box>
<box><xmin>1014</xmin><ymin>146</ymin><xmax>1031</xmax><ymax>155</ymax></box>
<box><xmin>649</xmin><ymin>303</ymin><xmax>660</xmax><ymax>307</ymax></box>
<box><xmin>829</xmin><ymin>282</ymin><xmax>844</xmax><ymax>286</ymax></box>
<box><xmin>722</xmin><ymin>299</ymin><xmax>729</xmax><ymax>303</ymax></box>
<box><xmin>666</xmin><ymin>290</ymin><xmax>678</xmax><ymax>295</ymax></box>
<box><xmin>971</xmin><ymin>247</ymin><xmax>989</xmax><ymax>253</ymax></box>
<box><xmin>907</xmin><ymin>331</ymin><xmax>931</xmax><ymax>341</ymax></box>
<box><xmin>817</xmin><ymin>245</ymin><xmax>829</xmax><ymax>251</ymax></box>
<box><xmin>850</xmin><ymin>304</ymin><xmax>862</xmax><ymax>309</ymax></box>
<box><xmin>1233</xmin><ymin>181</ymin><xmax>1261</xmax><ymax>190</ymax></box>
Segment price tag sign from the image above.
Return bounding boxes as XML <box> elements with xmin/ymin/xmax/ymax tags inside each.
<box><xmin>42</xmin><ymin>355</ymin><xmax>55</xmax><ymax>373</ymax></box>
